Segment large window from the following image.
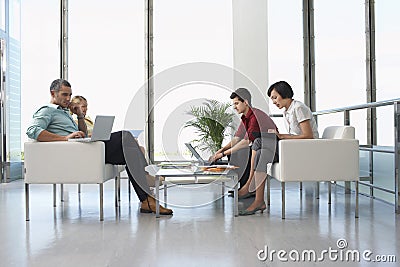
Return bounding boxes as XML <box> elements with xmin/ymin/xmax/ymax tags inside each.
<box><xmin>69</xmin><ymin>0</ymin><xmax>144</xmax><ymax>133</ymax></box>
<box><xmin>314</xmin><ymin>1</ymin><xmax>366</xmax><ymax>144</ymax></box>
<box><xmin>267</xmin><ymin>0</ymin><xmax>303</xmax><ymax>133</ymax></box>
<box><xmin>0</xmin><ymin>0</ymin><xmax>5</xmax><ymax>31</ymax></box>
<box><xmin>21</xmin><ymin>0</ymin><xmax>59</xmax><ymax>145</ymax></box>
<box><xmin>153</xmin><ymin>0</ymin><xmax>233</xmax><ymax>161</ymax></box>
<box><xmin>375</xmin><ymin>0</ymin><xmax>400</xmax><ymax>102</ymax></box>
<box><xmin>9</xmin><ymin>0</ymin><xmax>20</xmax><ymax>40</ymax></box>
<box><xmin>7</xmin><ymin>0</ymin><xmax>21</xmax><ymax>168</ymax></box>
<box><xmin>369</xmin><ymin>0</ymin><xmax>400</xmax><ymax>203</ymax></box>
<box><xmin>375</xmin><ymin>0</ymin><xmax>400</xmax><ymax>146</ymax></box>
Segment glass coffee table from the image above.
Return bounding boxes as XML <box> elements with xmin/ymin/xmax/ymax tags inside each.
<box><xmin>154</xmin><ymin>165</ymin><xmax>239</xmax><ymax>218</ymax></box>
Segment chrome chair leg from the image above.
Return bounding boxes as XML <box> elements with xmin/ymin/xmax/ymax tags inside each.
<box><xmin>128</xmin><ymin>179</ymin><xmax>131</xmax><ymax>203</ymax></box>
<box><xmin>281</xmin><ymin>182</ymin><xmax>285</xmax><ymax>219</ymax></box>
<box><xmin>328</xmin><ymin>182</ymin><xmax>332</xmax><ymax>204</ymax></box>
<box><xmin>114</xmin><ymin>177</ymin><xmax>117</xmax><ymax>207</ymax></box>
<box><xmin>53</xmin><ymin>184</ymin><xmax>57</xmax><ymax>207</ymax></box>
<box><xmin>355</xmin><ymin>181</ymin><xmax>359</xmax><ymax>218</ymax></box>
<box><xmin>25</xmin><ymin>184</ymin><xmax>30</xmax><ymax>221</ymax></box>
<box><xmin>60</xmin><ymin>184</ymin><xmax>64</xmax><ymax>202</ymax></box>
<box><xmin>99</xmin><ymin>183</ymin><xmax>104</xmax><ymax>221</ymax></box>
<box><xmin>267</xmin><ymin>175</ymin><xmax>270</xmax><ymax>206</ymax></box>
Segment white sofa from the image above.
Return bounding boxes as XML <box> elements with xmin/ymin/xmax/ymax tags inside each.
<box><xmin>267</xmin><ymin>126</ymin><xmax>359</xmax><ymax>219</ymax></box>
<box><xmin>24</xmin><ymin>141</ymin><xmax>121</xmax><ymax>221</ymax></box>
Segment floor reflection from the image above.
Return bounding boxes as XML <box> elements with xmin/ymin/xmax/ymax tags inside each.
<box><xmin>1</xmin><ymin>179</ymin><xmax>399</xmax><ymax>266</ymax></box>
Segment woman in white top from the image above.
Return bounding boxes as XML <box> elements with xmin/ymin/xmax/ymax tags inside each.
<box><xmin>267</xmin><ymin>81</ymin><xmax>319</xmax><ymax>139</ymax></box>
<box><xmin>239</xmin><ymin>81</ymin><xmax>319</xmax><ymax>216</ymax></box>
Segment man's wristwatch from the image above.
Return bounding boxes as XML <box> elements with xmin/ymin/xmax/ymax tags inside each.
<box><xmin>221</xmin><ymin>151</ymin><xmax>225</xmax><ymax>157</ymax></box>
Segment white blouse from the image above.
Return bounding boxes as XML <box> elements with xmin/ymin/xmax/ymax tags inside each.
<box><xmin>283</xmin><ymin>100</ymin><xmax>319</xmax><ymax>138</ymax></box>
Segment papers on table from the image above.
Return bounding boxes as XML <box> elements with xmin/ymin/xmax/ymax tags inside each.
<box><xmin>158</xmin><ymin>162</ymin><xmax>192</xmax><ymax>169</ymax></box>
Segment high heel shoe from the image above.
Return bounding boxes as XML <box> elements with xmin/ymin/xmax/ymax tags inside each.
<box><xmin>239</xmin><ymin>202</ymin><xmax>266</xmax><ymax>216</ymax></box>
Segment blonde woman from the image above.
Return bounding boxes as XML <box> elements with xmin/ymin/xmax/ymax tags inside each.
<box><xmin>69</xmin><ymin>95</ymin><xmax>164</xmax><ymax>188</ymax></box>
<box><xmin>69</xmin><ymin>96</ymin><xmax>94</xmax><ymax>137</ymax></box>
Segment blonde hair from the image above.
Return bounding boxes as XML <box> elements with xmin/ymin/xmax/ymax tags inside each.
<box><xmin>71</xmin><ymin>95</ymin><xmax>87</xmax><ymax>105</ymax></box>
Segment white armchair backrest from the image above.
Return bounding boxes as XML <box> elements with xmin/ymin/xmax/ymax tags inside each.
<box><xmin>322</xmin><ymin>126</ymin><xmax>355</xmax><ymax>139</ymax></box>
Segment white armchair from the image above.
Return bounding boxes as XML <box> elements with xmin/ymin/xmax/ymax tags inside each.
<box><xmin>24</xmin><ymin>141</ymin><xmax>121</xmax><ymax>221</ymax></box>
<box><xmin>268</xmin><ymin>126</ymin><xmax>359</xmax><ymax>219</ymax></box>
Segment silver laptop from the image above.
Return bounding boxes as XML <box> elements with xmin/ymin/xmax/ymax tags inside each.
<box><xmin>185</xmin><ymin>143</ymin><xmax>228</xmax><ymax>166</ymax></box>
<box><xmin>68</xmin><ymin>115</ymin><xmax>115</xmax><ymax>142</ymax></box>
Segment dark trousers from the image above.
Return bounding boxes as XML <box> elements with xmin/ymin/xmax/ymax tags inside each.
<box><xmin>103</xmin><ymin>131</ymin><xmax>150</xmax><ymax>202</ymax></box>
<box><xmin>228</xmin><ymin>146</ymin><xmax>252</xmax><ymax>188</ymax></box>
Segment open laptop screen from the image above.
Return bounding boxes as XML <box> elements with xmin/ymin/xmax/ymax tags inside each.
<box><xmin>184</xmin><ymin>143</ymin><xmax>228</xmax><ymax>165</ymax></box>
<box><xmin>68</xmin><ymin>115</ymin><xmax>115</xmax><ymax>142</ymax></box>
<box><xmin>185</xmin><ymin>143</ymin><xmax>205</xmax><ymax>163</ymax></box>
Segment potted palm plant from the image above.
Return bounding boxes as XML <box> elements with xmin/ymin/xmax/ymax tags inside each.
<box><xmin>185</xmin><ymin>99</ymin><xmax>236</xmax><ymax>154</ymax></box>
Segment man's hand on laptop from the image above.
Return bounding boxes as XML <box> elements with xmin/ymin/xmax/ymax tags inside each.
<box><xmin>66</xmin><ymin>131</ymin><xmax>86</xmax><ymax>140</ymax></box>
<box><xmin>209</xmin><ymin>150</ymin><xmax>223</xmax><ymax>163</ymax></box>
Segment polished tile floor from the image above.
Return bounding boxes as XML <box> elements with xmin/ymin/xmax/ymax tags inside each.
<box><xmin>1</xmin><ymin>178</ymin><xmax>399</xmax><ymax>267</ymax></box>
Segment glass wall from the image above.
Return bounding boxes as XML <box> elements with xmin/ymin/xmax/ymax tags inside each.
<box><xmin>21</xmin><ymin>0</ymin><xmax>59</xmax><ymax>145</ymax></box>
<box><xmin>314</xmin><ymin>0</ymin><xmax>366</xmax><ymax>144</ymax></box>
<box><xmin>9</xmin><ymin>0</ymin><xmax>20</xmax><ymax>39</ymax></box>
<box><xmin>267</xmin><ymin>0</ymin><xmax>303</xmax><ymax>133</ymax></box>
<box><xmin>16</xmin><ymin>1</ymin><xmax>400</xmax><ymax>204</ymax></box>
<box><xmin>372</xmin><ymin>0</ymin><xmax>400</xmax><ymax>202</ymax></box>
<box><xmin>153</xmin><ymin>0</ymin><xmax>233</xmax><ymax>161</ymax></box>
<box><xmin>69</xmin><ymin>0</ymin><xmax>144</xmax><ymax>134</ymax></box>
<box><xmin>375</xmin><ymin>0</ymin><xmax>400</xmax><ymax>146</ymax></box>
<box><xmin>7</xmin><ymin>0</ymin><xmax>21</xmax><ymax>179</ymax></box>
<box><xmin>375</xmin><ymin>0</ymin><xmax>400</xmax><ymax>101</ymax></box>
<box><xmin>0</xmin><ymin>0</ymin><xmax>5</xmax><ymax>31</ymax></box>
